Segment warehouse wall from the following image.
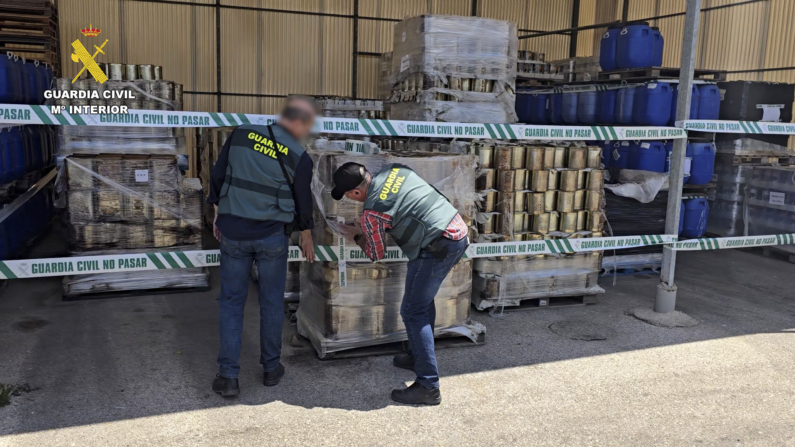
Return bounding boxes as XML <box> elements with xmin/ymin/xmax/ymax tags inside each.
<box><xmin>58</xmin><ymin>0</ymin><xmax>793</xmax><ymax>115</ymax></box>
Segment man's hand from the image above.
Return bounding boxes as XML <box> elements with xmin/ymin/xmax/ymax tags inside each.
<box><xmin>300</xmin><ymin>229</ymin><xmax>315</xmax><ymax>263</ymax></box>
<box><xmin>213</xmin><ymin>205</ymin><xmax>221</xmax><ymax>241</ymax></box>
<box><xmin>355</xmin><ymin>234</ymin><xmax>367</xmax><ymax>252</ymax></box>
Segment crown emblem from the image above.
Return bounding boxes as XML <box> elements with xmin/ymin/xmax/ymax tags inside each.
<box><xmin>81</xmin><ymin>24</ymin><xmax>101</xmax><ymax>37</ymax></box>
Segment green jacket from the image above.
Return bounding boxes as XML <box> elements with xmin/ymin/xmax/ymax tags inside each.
<box><xmin>364</xmin><ymin>164</ymin><xmax>458</xmax><ymax>260</ymax></box>
<box><xmin>217</xmin><ymin>124</ymin><xmax>304</xmax><ymax>222</ymax></box>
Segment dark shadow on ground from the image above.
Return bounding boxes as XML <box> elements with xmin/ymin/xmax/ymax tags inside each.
<box><xmin>0</xmin><ymin>226</ymin><xmax>793</xmax><ymax>435</ymax></box>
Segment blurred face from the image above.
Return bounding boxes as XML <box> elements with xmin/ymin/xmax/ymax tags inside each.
<box><xmin>279</xmin><ymin>99</ymin><xmax>316</xmax><ymax>139</ymax></box>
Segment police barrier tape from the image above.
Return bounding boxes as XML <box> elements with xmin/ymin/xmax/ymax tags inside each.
<box><xmin>679</xmin><ymin>120</ymin><xmax>795</xmax><ymax>135</ymax></box>
<box><xmin>0</xmin><ymin>104</ymin><xmax>687</xmax><ymax>141</ymax></box>
<box><xmin>3</xmin><ymin>233</ymin><xmax>794</xmax><ymax>280</ymax></box>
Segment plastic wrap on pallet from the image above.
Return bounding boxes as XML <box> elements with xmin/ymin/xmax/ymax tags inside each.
<box><xmin>59</xmin><ymin>156</ymin><xmax>203</xmax><ymax>253</ymax></box>
<box><xmin>388</xmin><ymin>15</ymin><xmax>517</xmax><ymax>124</ymax></box>
<box><xmin>57</xmin><ymin>126</ymin><xmax>187</xmax><ymax>155</ymax></box>
<box><xmin>378</xmin><ymin>52</ymin><xmax>393</xmax><ymax>100</ymax></box>
<box><xmin>389</xmin><ymin>94</ymin><xmax>517</xmax><ymax>124</ymax></box>
<box><xmin>310</xmin><ymin>150</ymin><xmax>478</xmax><ymax>243</ymax></box>
<box><xmin>391</xmin><ymin>15</ymin><xmax>517</xmax><ymax>83</ymax></box>
<box><xmin>296</xmin><ymin>259</ymin><xmax>474</xmax><ymax>357</ymax></box>
<box><xmin>297</xmin><ymin>149</ymin><xmax>479</xmax><ymax>356</ymax></box>
<box><xmin>471</xmin><ymin>253</ymin><xmax>604</xmax><ymax>310</ymax></box>
<box><xmin>707</xmin><ymin>199</ymin><xmax>745</xmax><ymax>237</ymax></box>
<box><xmin>714</xmin><ymin>138</ymin><xmax>793</xmax><ymax>156</ymax></box>
<box><xmin>63</xmin><ymin>268</ymin><xmax>209</xmax><ymax>297</ymax></box>
<box><xmin>747</xmin><ymin>166</ymin><xmax>795</xmax><ymax>235</ymax></box>
<box><xmin>601</xmin><ymin>253</ymin><xmax>663</xmax><ymax>274</ymax></box>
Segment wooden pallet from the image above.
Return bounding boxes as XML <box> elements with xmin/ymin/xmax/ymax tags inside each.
<box><xmin>0</xmin><ymin>18</ymin><xmax>58</xmax><ymax>40</ymax></box>
<box><xmin>316</xmin><ymin>330</ymin><xmax>486</xmax><ymax>360</ymax></box>
<box><xmin>728</xmin><ymin>155</ymin><xmax>795</xmax><ymax>166</ymax></box>
<box><xmin>478</xmin><ymin>295</ymin><xmax>598</xmax><ymax>313</ymax></box>
<box><xmin>597</xmin><ymin>66</ymin><xmax>727</xmax><ymax>82</ymax></box>
<box><xmin>742</xmin><ymin>245</ymin><xmax>795</xmax><ymax>264</ymax></box>
<box><xmin>600</xmin><ymin>266</ymin><xmax>660</xmax><ymax>277</ymax></box>
<box><xmin>62</xmin><ymin>284</ymin><xmax>211</xmax><ymax>301</ymax></box>
<box><xmin>0</xmin><ymin>1</ymin><xmax>58</xmax><ymax>18</ymax></box>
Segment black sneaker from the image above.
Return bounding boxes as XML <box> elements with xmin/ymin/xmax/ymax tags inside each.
<box><xmin>393</xmin><ymin>353</ymin><xmax>415</xmax><ymax>371</ymax></box>
<box><xmin>263</xmin><ymin>363</ymin><xmax>285</xmax><ymax>387</ymax></box>
<box><xmin>390</xmin><ymin>381</ymin><xmax>441</xmax><ymax>405</ymax></box>
<box><xmin>212</xmin><ymin>374</ymin><xmax>240</xmax><ymax>397</ymax></box>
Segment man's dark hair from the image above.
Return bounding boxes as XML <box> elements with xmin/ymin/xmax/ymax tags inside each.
<box><xmin>282</xmin><ymin>95</ymin><xmax>317</xmax><ymax>124</ymax></box>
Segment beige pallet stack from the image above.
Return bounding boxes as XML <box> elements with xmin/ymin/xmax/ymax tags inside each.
<box><xmin>386</xmin><ymin>15</ymin><xmax>518</xmax><ymax>124</ymax></box>
<box><xmin>471</xmin><ymin>143</ymin><xmax>606</xmax><ymax>310</ymax></box>
<box><xmin>296</xmin><ymin>149</ymin><xmax>483</xmax><ymax>358</ymax></box>
<box><xmin>60</xmin><ymin>154</ymin><xmax>207</xmax><ymax>297</ymax></box>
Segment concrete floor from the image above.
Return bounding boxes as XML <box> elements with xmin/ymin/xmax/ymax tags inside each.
<box><xmin>1</xmin><ymin>240</ymin><xmax>794</xmax><ymax>446</ymax></box>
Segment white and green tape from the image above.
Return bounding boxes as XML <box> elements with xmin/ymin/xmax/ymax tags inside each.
<box><xmin>671</xmin><ymin>233</ymin><xmax>795</xmax><ymax>251</ymax></box>
<box><xmin>0</xmin><ymin>104</ymin><xmax>686</xmax><ymax>141</ymax></box>
<box><xmin>679</xmin><ymin>120</ymin><xmax>795</xmax><ymax>135</ymax></box>
<box><xmin>3</xmin><ymin>233</ymin><xmax>794</xmax><ymax>280</ymax></box>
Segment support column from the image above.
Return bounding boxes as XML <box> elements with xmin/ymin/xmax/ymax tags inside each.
<box><xmin>656</xmin><ymin>0</ymin><xmax>702</xmax><ymax>313</ymax></box>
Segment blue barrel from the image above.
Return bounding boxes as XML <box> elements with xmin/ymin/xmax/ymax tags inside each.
<box><xmin>34</xmin><ymin>63</ymin><xmax>51</xmax><ymax>98</ymax></box>
<box><xmin>600</xmin><ymin>25</ymin><xmax>622</xmax><ymax>71</ymax></box>
<box><xmin>681</xmin><ymin>198</ymin><xmax>709</xmax><ymax>238</ymax></box>
<box><xmin>516</xmin><ymin>93</ymin><xmax>532</xmax><ymax>123</ymax></box>
<box><xmin>616</xmin><ymin>24</ymin><xmax>654</xmax><ymax>69</ymax></box>
<box><xmin>611</xmin><ymin>141</ymin><xmax>632</xmax><ymax>168</ymax></box>
<box><xmin>631</xmin><ymin>141</ymin><xmax>666</xmax><ymax>172</ymax></box>
<box><xmin>679</xmin><ymin>201</ymin><xmax>685</xmax><ymax>235</ymax></box>
<box><xmin>598</xmin><ymin>141</ymin><xmax>615</xmax><ymax>168</ymax></box>
<box><xmin>0</xmin><ymin>54</ymin><xmax>22</xmax><ymax>104</ymax></box>
<box><xmin>548</xmin><ymin>93</ymin><xmax>563</xmax><ymax>124</ymax></box>
<box><xmin>26</xmin><ymin>61</ymin><xmax>43</xmax><ymax>105</ymax></box>
<box><xmin>664</xmin><ymin>142</ymin><xmax>693</xmax><ymax>183</ymax></box>
<box><xmin>669</xmin><ymin>84</ymin><xmax>700</xmax><ymax>125</ymax></box>
<box><xmin>529</xmin><ymin>94</ymin><xmax>550</xmax><ymax>124</ymax></box>
<box><xmin>689</xmin><ymin>142</ymin><xmax>715</xmax><ymax>185</ymax></box>
<box><xmin>577</xmin><ymin>91</ymin><xmax>599</xmax><ymax>124</ymax></box>
<box><xmin>651</xmin><ymin>27</ymin><xmax>664</xmax><ymax>67</ymax></box>
<box><xmin>7</xmin><ymin>127</ymin><xmax>25</xmax><ymax>181</ymax></box>
<box><xmin>697</xmin><ymin>84</ymin><xmax>720</xmax><ymax>119</ymax></box>
<box><xmin>597</xmin><ymin>89</ymin><xmax>617</xmax><ymax>124</ymax></box>
<box><xmin>18</xmin><ymin>59</ymin><xmax>34</xmax><ymax>104</ymax></box>
<box><xmin>0</xmin><ymin>130</ymin><xmax>11</xmax><ymax>183</ymax></box>
<box><xmin>614</xmin><ymin>87</ymin><xmax>636</xmax><ymax>124</ymax></box>
<box><xmin>562</xmin><ymin>92</ymin><xmax>579</xmax><ymax>124</ymax></box>
<box><xmin>633</xmin><ymin>82</ymin><xmax>672</xmax><ymax>126</ymax></box>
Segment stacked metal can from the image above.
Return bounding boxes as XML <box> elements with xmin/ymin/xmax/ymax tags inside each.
<box><xmin>51</xmin><ymin>73</ymin><xmax>183</xmax><ymax>111</ymax></box>
<box><xmin>471</xmin><ymin>143</ymin><xmax>607</xmax><ymax>310</ymax></box>
<box><xmin>516</xmin><ymin>50</ymin><xmax>565</xmax><ymax>76</ymax></box>
<box><xmin>474</xmin><ymin>144</ymin><xmax>605</xmax><ymax>241</ymax></box>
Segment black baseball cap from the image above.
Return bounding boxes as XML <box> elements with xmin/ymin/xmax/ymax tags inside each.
<box><xmin>331</xmin><ymin>162</ymin><xmax>366</xmax><ymax>200</ymax></box>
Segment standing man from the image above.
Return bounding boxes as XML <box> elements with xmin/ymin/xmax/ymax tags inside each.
<box><xmin>330</xmin><ymin>162</ymin><xmax>469</xmax><ymax>405</ymax></box>
<box><xmin>207</xmin><ymin>96</ymin><xmax>317</xmax><ymax>397</ymax></box>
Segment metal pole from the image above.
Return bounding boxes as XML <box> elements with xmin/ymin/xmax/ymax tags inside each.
<box><xmin>621</xmin><ymin>0</ymin><xmax>630</xmax><ymax>22</ymax></box>
<box><xmin>655</xmin><ymin>0</ymin><xmax>702</xmax><ymax>313</ymax></box>
<box><xmin>471</xmin><ymin>0</ymin><xmax>478</xmax><ymax>16</ymax></box>
<box><xmin>569</xmin><ymin>0</ymin><xmax>581</xmax><ymax>58</ymax></box>
<box><xmin>215</xmin><ymin>0</ymin><xmax>222</xmax><ymax>112</ymax></box>
<box><xmin>352</xmin><ymin>0</ymin><xmax>359</xmax><ymax>98</ymax></box>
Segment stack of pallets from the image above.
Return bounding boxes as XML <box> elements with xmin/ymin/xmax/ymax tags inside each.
<box><xmin>0</xmin><ymin>0</ymin><xmax>60</xmax><ymax>75</ymax></box>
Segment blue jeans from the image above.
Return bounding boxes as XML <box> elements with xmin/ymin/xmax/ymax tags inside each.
<box><xmin>217</xmin><ymin>232</ymin><xmax>288</xmax><ymax>378</ymax></box>
<box><xmin>401</xmin><ymin>236</ymin><xmax>468</xmax><ymax>390</ymax></box>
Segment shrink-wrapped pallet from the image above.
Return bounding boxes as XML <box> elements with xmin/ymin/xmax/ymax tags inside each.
<box><xmin>387</xmin><ymin>15</ymin><xmax>517</xmax><ymax>123</ymax></box>
<box><xmin>472</xmin><ymin>253</ymin><xmax>604</xmax><ymax>310</ymax></box>
<box><xmin>59</xmin><ymin>154</ymin><xmax>207</xmax><ymax>297</ymax></box>
<box><xmin>296</xmin><ymin>149</ymin><xmax>482</xmax><ymax>357</ymax></box>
